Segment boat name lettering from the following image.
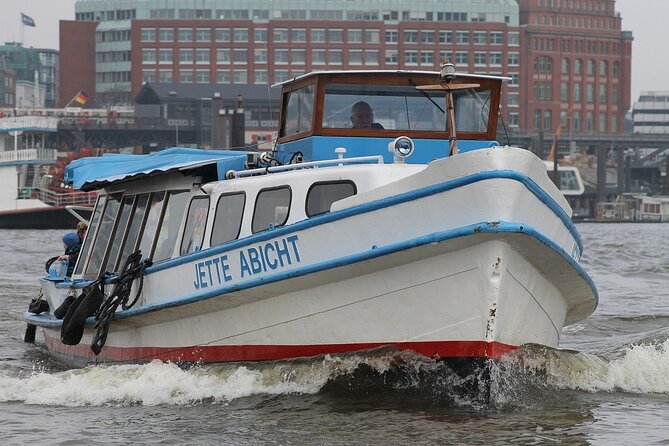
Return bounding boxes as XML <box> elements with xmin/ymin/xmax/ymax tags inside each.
<box><xmin>192</xmin><ymin>235</ymin><xmax>301</xmax><ymax>289</ymax></box>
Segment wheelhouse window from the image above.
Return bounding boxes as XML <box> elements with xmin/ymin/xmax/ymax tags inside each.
<box><xmin>321</xmin><ymin>83</ymin><xmax>492</xmax><ymax>133</ymax></box>
<box><xmin>211</xmin><ymin>193</ymin><xmax>245</xmax><ymax>246</ymax></box>
<box><xmin>84</xmin><ymin>193</ymin><xmax>122</xmax><ymax>276</ymax></box>
<box><xmin>181</xmin><ymin>196</ymin><xmax>210</xmax><ymax>255</ymax></box>
<box><xmin>103</xmin><ymin>195</ymin><xmax>136</xmax><ymax>273</ymax></box>
<box><xmin>115</xmin><ymin>193</ymin><xmax>150</xmax><ymax>271</ymax></box>
<box><xmin>280</xmin><ymin>84</ymin><xmax>315</xmax><ymax>136</ymax></box>
<box><xmin>306</xmin><ymin>181</ymin><xmax>356</xmax><ymax>217</ymax></box>
<box><xmin>74</xmin><ymin>194</ymin><xmax>107</xmax><ymax>276</ymax></box>
<box><xmin>252</xmin><ymin>187</ymin><xmax>291</xmax><ymax>233</ymax></box>
<box><xmin>137</xmin><ymin>191</ymin><xmax>166</xmax><ymax>260</ymax></box>
<box><xmin>152</xmin><ymin>190</ymin><xmax>189</xmax><ymax>263</ymax></box>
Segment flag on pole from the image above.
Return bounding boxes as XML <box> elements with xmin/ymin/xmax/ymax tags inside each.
<box><xmin>73</xmin><ymin>90</ymin><xmax>89</xmax><ymax>105</ymax></box>
<box><xmin>21</xmin><ymin>13</ymin><xmax>36</xmax><ymax>27</ymax></box>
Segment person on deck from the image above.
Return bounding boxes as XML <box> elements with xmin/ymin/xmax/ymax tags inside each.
<box><xmin>57</xmin><ymin>222</ymin><xmax>88</xmax><ymax>276</ymax></box>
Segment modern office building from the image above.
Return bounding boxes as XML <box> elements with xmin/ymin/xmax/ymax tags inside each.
<box><xmin>35</xmin><ymin>49</ymin><xmax>60</xmax><ymax>108</ymax></box>
<box><xmin>0</xmin><ymin>55</ymin><xmax>16</xmax><ymax>108</ymax></box>
<box><xmin>632</xmin><ymin>92</ymin><xmax>669</xmax><ymax>134</ymax></box>
<box><xmin>61</xmin><ymin>0</ymin><xmax>632</xmax><ymax>137</ymax></box>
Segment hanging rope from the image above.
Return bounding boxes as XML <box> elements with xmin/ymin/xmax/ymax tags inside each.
<box><xmin>91</xmin><ymin>250</ymin><xmax>152</xmax><ymax>355</ymax></box>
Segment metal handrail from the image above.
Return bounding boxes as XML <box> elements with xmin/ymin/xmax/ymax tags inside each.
<box><xmin>227</xmin><ymin>155</ymin><xmax>385</xmax><ymax>179</ymax></box>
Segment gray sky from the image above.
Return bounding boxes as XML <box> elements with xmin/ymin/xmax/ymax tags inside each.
<box><xmin>0</xmin><ymin>0</ymin><xmax>665</xmax><ymax>102</ymax></box>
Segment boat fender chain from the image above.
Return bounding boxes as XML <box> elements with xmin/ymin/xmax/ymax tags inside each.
<box><xmin>90</xmin><ymin>250</ymin><xmax>152</xmax><ymax>355</ymax></box>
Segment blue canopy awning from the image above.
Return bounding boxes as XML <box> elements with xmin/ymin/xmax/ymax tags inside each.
<box><xmin>65</xmin><ymin>147</ymin><xmax>250</xmax><ymax>191</ymax></box>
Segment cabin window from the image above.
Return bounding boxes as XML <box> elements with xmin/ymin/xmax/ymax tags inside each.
<box><xmin>103</xmin><ymin>195</ymin><xmax>136</xmax><ymax>273</ymax></box>
<box><xmin>181</xmin><ymin>196</ymin><xmax>210</xmax><ymax>255</ymax></box>
<box><xmin>281</xmin><ymin>84</ymin><xmax>315</xmax><ymax>136</ymax></box>
<box><xmin>152</xmin><ymin>190</ymin><xmax>190</xmax><ymax>263</ymax></box>
<box><xmin>252</xmin><ymin>187</ymin><xmax>291</xmax><ymax>233</ymax></box>
<box><xmin>211</xmin><ymin>193</ymin><xmax>245</xmax><ymax>246</ymax></box>
<box><xmin>115</xmin><ymin>193</ymin><xmax>150</xmax><ymax>271</ymax></box>
<box><xmin>306</xmin><ymin>181</ymin><xmax>357</xmax><ymax>217</ymax></box>
<box><xmin>85</xmin><ymin>193</ymin><xmax>123</xmax><ymax>276</ymax></box>
<box><xmin>137</xmin><ymin>191</ymin><xmax>167</xmax><ymax>260</ymax></box>
<box><xmin>74</xmin><ymin>194</ymin><xmax>107</xmax><ymax>276</ymax></box>
<box><xmin>321</xmin><ymin>83</ymin><xmax>491</xmax><ymax>133</ymax></box>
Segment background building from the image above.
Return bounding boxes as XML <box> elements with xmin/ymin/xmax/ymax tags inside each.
<box><xmin>632</xmin><ymin>92</ymin><xmax>669</xmax><ymax>134</ymax></box>
<box><xmin>0</xmin><ymin>55</ymin><xmax>16</xmax><ymax>108</ymax></box>
<box><xmin>35</xmin><ymin>49</ymin><xmax>60</xmax><ymax>108</ymax></box>
<box><xmin>60</xmin><ymin>0</ymin><xmax>632</xmax><ymax>138</ymax></box>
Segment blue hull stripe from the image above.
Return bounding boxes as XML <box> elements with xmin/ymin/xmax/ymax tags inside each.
<box><xmin>30</xmin><ymin>220</ymin><xmax>597</xmax><ymax>328</ymax></box>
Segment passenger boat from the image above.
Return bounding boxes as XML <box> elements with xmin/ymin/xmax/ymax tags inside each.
<box><xmin>0</xmin><ymin>117</ymin><xmax>96</xmax><ymax>229</ymax></box>
<box><xmin>24</xmin><ymin>64</ymin><xmax>598</xmax><ymax>375</ymax></box>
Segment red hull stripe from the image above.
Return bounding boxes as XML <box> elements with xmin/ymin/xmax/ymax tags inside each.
<box><xmin>44</xmin><ymin>333</ymin><xmax>517</xmax><ymax>364</ymax></box>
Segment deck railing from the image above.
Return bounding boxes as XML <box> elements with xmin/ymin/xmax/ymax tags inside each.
<box><xmin>0</xmin><ymin>149</ymin><xmax>57</xmax><ymax>164</ymax></box>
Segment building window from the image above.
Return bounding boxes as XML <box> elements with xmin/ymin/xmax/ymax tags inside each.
<box><xmin>158</xmin><ymin>70</ymin><xmax>172</xmax><ymax>82</ymax></box>
<box><xmin>561</xmin><ymin>82</ymin><xmax>569</xmax><ymax>101</ymax></box>
<box><xmin>216</xmin><ymin>49</ymin><xmax>230</xmax><ymax>64</ymax></box>
<box><xmin>329</xmin><ymin>29</ymin><xmax>344</xmax><ymax>43</ymax></box>
<box><xmin>159</xmin><ymin>28</ymin><xmax>173</xmax><ymax>42</ymax></box>
<box><xmin>141</xmin><ymin>28</ymin><xmax>156</xmax><ymax>42</ymax></box>
<box><xmin>586</xmin><ymin>111</ymin><xmax>594</xmax><ymax>132</ymax></box>
<box><xmin>233</xmin><ymin>28</ymin><xmax>248</xmax><ymax>42</ymax></box>
<box><xmin>349</xmin><ymin>50</ymin><xmax>362</xmax><ymax>65</ymax></box>
<box><xmin>142</xmin><ymin>49</ymin><xmax>156</xmax><ymax>64</ymax></box>
<box><xmin>255</xmin><ymin>29</ymin><xmax>267</xmax><ymax>43</ymax></box>
<box><xmin>311</xmin><ymin>29</ymin><xmax>326</xmax><ymax>43</ymax></box>
<box><xmin>422</xmin><ymin>30</ymin><xmax>434</xmax><ymax>44</ymax></box>
<box><xmin>196</xmin><ymin>28</ymin><xmax>211</xmax><ymax>42</ymax></box>
<box><xmin>364</xmin><ymin>29</ymin><xmax>380</xmax><ymax>44</ymax></box>
<box><xmin>273</xmin><ymin>28</ymin><xmax>289</xmax><ymax>43</ymax></box>
<box><xmin>178</xmin><ymin>28</ymin><xmax>192</xmax><ymax>42</ymax></box>
<box><xmin>489</xmin><ymin>52</ymin><xmax>502</xmax><ymax>66</ymax></box>
<box><xmin>574</xmin><ymin>59</ymin><xmax>582</xmax><ymax>75</ymax></box>
<box><xmin>587</xmin><ymin>59</ymin><xmax>595</xmax><ymax>76</ymax></box>
<box><xmin>599</xmin><ymin>60</ymin><xmax>608</xmax><ymax>76</ymax></box>
<box><xmin>586</xmin><ymin>84</ymin><xmax>594</xmax><ymax>102</ymax></box>
<box><xmin>216</xmin><ymin>28</ymin><xmax>231</xmax><ymax>42</ymax></box>
<box><xmin>420</xmin><ymin>51</ymin><xmax>433</xmax><ymax>66</ymax></box>
<box><xmin>142</xmin><ymin>70</ymin><xmax>156</xmax><ymax>83</ymax></box>
<box><xmin>473</xmin><ymin>31</ymin><xmax>487</xmax><ymax>45</ymax></box>
<box><xmin>195</xmin><ymin>49</ymin><xmax>210</xmax><ymax>64</ymax></box>
<box><xmin>508</xmin><ymin>92</ymin><xmax>519</xmax><ymax>107</ymax></box>
<box><xmin>508</xmin><ymin>112</ymin><xmax>519</xmax><ymax>127</ymax></box>
<box><xmin>439</xmin><ymin>31</ymin><xmax>452</xmax><ymax>44</ymax></box>
<box><xmin>159</xmin><ymin>49</ymin><xmax>173</xmax><ymax>64</ymax></box>
<box><xmin>508</xmin><ymin>32</ymin><xmax>519</xmax><ymax>46</ymax></box>
<box><xmin>533</xmin><ymin>81</ymin><xmax>552</xmax><ymax>101</ymax></box>
<box><xmin>456</xmin><ymin>31</ymin><xmax>469</xmax><ymax>44</ymax></box>
<box><xmin>179</xmin><ymin>70</ymin><xmax>192</xmax><ymax>83</ymax></box>
<box><xmin>612</xmin><ymin>61</ymin><xmax>620</xmax><ymax>77</ymax></box>
<box><xmin>254</xmin><ymin>49</ymin><xmax>267</xmax><ymax>64</ymax></box>
<box><xmin>292</xmin><ymin>28</ymin><xmax>307</xmax><ymax>42</ymax></box>
<box><xmin>599</xmin><ymin>112</ymin><xmax>607</xmax><ymax>133</ymax></box>
<box><xmin>329</xmin><ymin>49</ymin><xmax>343</xmax><ymax>64</ymax></box>
<box><xmin>561</xmin><ymin>58</ymin><xmax>570</xmax><ymax>75</ymax></box>
<box><xmin>574</xmin><ymin>83</ymin><xmax>582</xmax><ymax>101</ymax></box>
<box><xmin>275</xmin><ymin>49</ymin><xmax>289</xmax><ymax>64</ymax></box>
<box><xmin>275</xmin><ymin>70</ymin><xmax>289</xmax><ymax>82</ymax></box>
<box><xmin>233</xmin><ymin>70</ymin><xmax>247</xmax><ymax>84</ymax></box>
<box><xmin>179</xmin><ymin>49</ymin><xmax>192</xmax><ymax>64</ymax></box>
<box><xmin>534</xmin><ymin>56</ymin><xmax>553</xmax><ymax>73</ymax></box>
<box><xmin>404</xmin><ymin>30</ymin><xmax>418</xmax><ymax>43</ymax></box>
<box><xmin>292</xmin><ymin>49</ymin><xmax>305</xmax><ymax>64</ymax></box>
<box><xmin>195</xmin><ymin>70</ymin><xmax>209</xmax><ymax>84</ymax></box>
<box><xmin>490</xmin><ymin>31</ymin><xmax>503</xmax><ymax>45</ymax></box>
<box><xmin>348</xmin><ymin>29</ymin><xmax>363</xmax><ymax>43</ymax></box>
<box><xmin>233</xmin><ymin>49</ymin><xmax>248</xmax><ymax>64</ymax></box>
<box><xmin>544</xmin><ymin>110</ymin><xmax>552</xmax><ymax>130</ymax></box>
<box><xmin>474</xmin><ymin>52</ymin><xmax>487</xmax><ymax>65</ymax></box>
<box><xmin>385</xmin><ymin>30</ymin><xmax>398</xmax><ymax>43</ymax></box>
<box><xmin>312</xmin><ymin>49</ymin><xmax>326</xmax><ymax>65</ymax></box>
<box><xmin>405</xmin><ymin>50</ymin><xmax>418</xmax><ymax>65</ymax></box>
<box><xmin>385</xmin><ymin>50</ymin><xmax>398</xmax><ymax>65</ymax></box>
<box><xmin>508</xmin><ymin>53</ymin><xmax>519</xmax><ymax>66</ymax></box>
<box><xmin>217</xmin><ymin>70</ymin><xmax>230</xmax><ymax>84</ymax></box>
<box><xmin>254</xmin><ymin>70</ymin><xmax>267</xmax><ymax>84</ymax></box>
<box><xmin>599</xmin><ymin>84</ymin><xmax>607</xmax><ymax>103</ymax></box>
<box><xmin>455</xmin><ymin>51</ymin><xmax>468</xmax><ymax>65</ymax></box>
<box><xmin>534</xmin><ymin>110</ymin><xmax>542</xmax><ymax>129</ymax></box>
<box><xmin>573</xmin><ymin>112</ymin><xmax>581</xmax><ymax>132</ymax></box>
<box><xmin>365</xmin><ymin>50</ymin><xmax>379</xmax><ymax>65</ymax></box>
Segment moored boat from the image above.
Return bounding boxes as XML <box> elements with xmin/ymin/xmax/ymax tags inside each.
<box><xmin>24</xmin><ymin>64</ymin><xmax>598</xmax><ymax>376</ymax></box>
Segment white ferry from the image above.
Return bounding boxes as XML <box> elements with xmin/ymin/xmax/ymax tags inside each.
<box><xmin>24</xmin><ymin>64</ymin><xmax>598</xmax><ymax>374</ymax></box>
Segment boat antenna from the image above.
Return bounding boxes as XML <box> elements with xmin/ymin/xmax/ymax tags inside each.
<box><xmin>440</xmin><ymin>61</ymin><xmax>459</xmax><ymax>156</ymax></box>
<box><xmin>498</xmin><ymin>107</ymin><xmax>510</xmax><ymax>146</ymax></box>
